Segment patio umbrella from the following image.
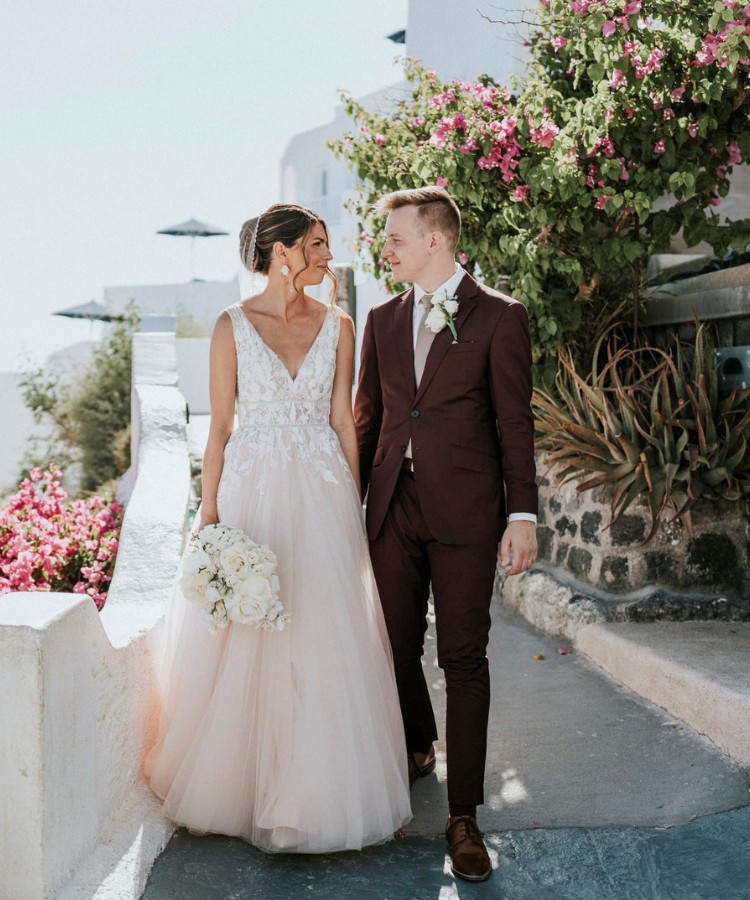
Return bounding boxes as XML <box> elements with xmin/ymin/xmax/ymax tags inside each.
<box><xmin>53</xmin><ymin>300</ymin><xmax>121</xmax><ymax>322</ymax></box>
<box><xmin>157</xmin><ymin>218</ymin><xmax>229</xmax><ymax>279</ymax></box>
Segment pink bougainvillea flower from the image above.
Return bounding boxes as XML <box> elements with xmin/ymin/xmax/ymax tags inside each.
<box><xmin>556</xmin><ymin>646</ymin><xmax>571</xmax><ymax>655</ymax></box>
<box><xmin>511</xmin><ymin>184</ymin><xmax>530</xmax><ymax>202</ymax></box>
<box><xmin>551</xmin><ymin>36</ymin><xmax>568</xmax><ymax>51</ymax></box>
<box><xmin>458</xmin><ymin>251</ymin><xmax>469</xmax><ymax>265</ymax></box>
<box><xmin>610</xmin><ymin>68</ymin><xmax>627</xmax><ymax>89</ymax></box>
<box><xmin>602</xmin><ymin>20</ymin><xmax>617</xmax><ymax>37</ymax></box>
<box><xmin>373</xmin><ymin>133</ymin><xmax>386</xmax><ymax>146</ymax></box>
<box><xmin>436</xmin><ymin>176</ymin><xmax>450</xmax><ymax>188</ymax></box>
<box><xmin>654</xmin><ymin>139</ymin><xmax>666</xmax><ymax>153</ymax></box>
<box><xmin>0</xmin><ymin>465</ymin><xmax>123</xmax><ymax>610</ymax></box>
<box><xmin>529</xmin><ymin>118</ymin><xmax>559</xmax><ymax>148</ymax></box>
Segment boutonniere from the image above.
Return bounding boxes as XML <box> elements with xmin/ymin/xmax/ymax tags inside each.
<box><xmin>424</xmin><ymin>289</ymin><xmax>460</xmax><ymax>340</ymax></box>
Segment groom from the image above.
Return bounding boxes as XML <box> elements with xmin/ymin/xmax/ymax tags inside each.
<box><xmin>355</xmin><ymin>187</ymin><xmax>538</xmax><ymax>882</ymax></box>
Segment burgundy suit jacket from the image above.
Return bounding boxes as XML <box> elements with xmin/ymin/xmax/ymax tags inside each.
<box><xmin>355</xmin><ymin>272</ymin><xmax>538</xmax><ymax>545</ymax></box>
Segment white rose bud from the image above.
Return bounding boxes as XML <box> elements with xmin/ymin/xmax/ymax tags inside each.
<box><xmin>425</xmin><ymin>306</ymin><xmax>447</xmax><ymax>333</ymax></box>
<box><xmin>443</xmin><ymin>299</ymin><xmax>459</xmax><ymax>315</ymax></box>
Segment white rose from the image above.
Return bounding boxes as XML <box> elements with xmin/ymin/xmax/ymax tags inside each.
<box><xmin>220</xmin><ymin>546</ymin><xmax>250</xmax><ymax>578</ymax></box>
<box><xmin>252</xmin><ymin>558</ymin><xmax>277</xmax><ymax>578</ymax></box>
<box><xmin>231</xmin><ymin>597</ymin><xmax>266</xmax><ymax>624</ymax></box>
<box><xmin>183</xmin><ymin>541</ymin><xmax>211</xmax><ymax>575</ymax></box>
<box><xmin>240</xmin><ymin>574</ymin><xmax>274</xmax><ymax>600</ymax></box>
<box><xmin>204</xmin><ymin>584</ymin><xmax>220</xmax><ymax>603</ymax></box>
<box><xmin>443</xmin><ymin>298</ymin><xmax>459</xmax><ymax>315</ymax></box>
<box><xmin>425</xmin><ymin>306</ymin><xmax>447</xmax><ymax>334</ymax></box>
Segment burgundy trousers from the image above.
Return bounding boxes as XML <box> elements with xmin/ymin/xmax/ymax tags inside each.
<box><xmin>368</xmin><ymin>469</ymin><xmax>499</xmax><ymax>808</ymax></box>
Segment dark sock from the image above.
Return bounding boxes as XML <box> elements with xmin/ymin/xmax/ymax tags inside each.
<box><xmin>449</xmin><ymin>805</ymin><xmax>477</xmax><ymax>819</ymax></box>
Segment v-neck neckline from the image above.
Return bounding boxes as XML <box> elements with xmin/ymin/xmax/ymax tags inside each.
<box><xmin>239</xmin><ymin>304</ymin><xmax>330</xmax><ymax>383</ymax></box>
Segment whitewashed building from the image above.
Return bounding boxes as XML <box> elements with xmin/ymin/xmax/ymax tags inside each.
<box><xmin>280</xmin><ymin>0</ymin><xmax>534</xmax><ymax>346</ymax></box>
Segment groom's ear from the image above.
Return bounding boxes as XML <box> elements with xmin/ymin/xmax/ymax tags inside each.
<box><xmin>427</xmin><ymin>230</ymin><xmax>444</xmax><ymax>254</ymax></box>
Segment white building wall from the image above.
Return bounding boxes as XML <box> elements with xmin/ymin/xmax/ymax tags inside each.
<box><xmin>104</xmin><ymin>277</ymin><xmax>240</xmax><ymax>335</ymax></box>
<box><xmin>279</xmin><ymin>0</ymin><xmax>535</xmax><ymax>358</ymax></box>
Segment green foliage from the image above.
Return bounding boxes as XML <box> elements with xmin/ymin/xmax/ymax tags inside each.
<box><xmin>21</xmin><ymin>310</ymin><xmax>138</xmax><ymax>495</ymax></box>
<box><xmin>533</xmin><ymin>324</ymin><xmax>750</xmax><ymax>540</ymax></box>
<box><xmin>331</xmin><ymin>1</ymin><xmax>750</xmax><ymax>381</ymax></box>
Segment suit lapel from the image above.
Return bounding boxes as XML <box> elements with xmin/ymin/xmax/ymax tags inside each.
<box><xmin>393</xmin><ymin>288</ymin><xmax>417</xmax><ymax>391</ymax></box>
<box><xmin>414</xmin><ymin>274</ymin><xmax>479</xmax><ymax>403</ymax></box>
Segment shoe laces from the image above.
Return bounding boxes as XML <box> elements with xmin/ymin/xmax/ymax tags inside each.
<box><xmin>448</xmin><ymin>816</ymin><xmax>484</xmax><ymax>844</ymax></box>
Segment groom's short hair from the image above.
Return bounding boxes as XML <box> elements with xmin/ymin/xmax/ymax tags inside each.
<box><xmin>375</xmin><ymin>187</ymin><xmax>461</xmax><ymax>251</ymax></box>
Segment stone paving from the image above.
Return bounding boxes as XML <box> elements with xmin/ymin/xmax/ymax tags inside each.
<box><xmin>143</xmin><ymin>607</ymin><xmax>750</xmax><ymax>899</ymax></box>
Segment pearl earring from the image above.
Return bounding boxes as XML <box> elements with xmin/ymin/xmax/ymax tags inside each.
<box><xmin>280</xmin><ymin>264</ymin><xmax>289</xmax><ymax>277</ymax></box>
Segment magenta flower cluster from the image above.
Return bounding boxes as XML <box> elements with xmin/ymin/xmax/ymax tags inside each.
<box><xmin>0</xmin><ymin>465</ymin><xmax>123</xmax><ymax>609</ymax></box>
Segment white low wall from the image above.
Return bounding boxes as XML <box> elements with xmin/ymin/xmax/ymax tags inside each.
<box><xmin>0</xmin><ymin>332</ymin><xmax>191</xmax><ymax>900</ymax></box>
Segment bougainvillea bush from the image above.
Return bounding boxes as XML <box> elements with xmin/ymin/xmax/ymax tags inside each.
<box><xmin>0</xmin><ymin>466</ymin><xmax>123</xmax><ymax>609</ymax></box>
<box><xmin>332</xmin><ymin>0</ymin><xmax>750</xmax><ymax>383</ymax></box>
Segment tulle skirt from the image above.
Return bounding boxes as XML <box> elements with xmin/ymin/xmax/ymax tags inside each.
<box><xmin>146</xmin><ymin>427</ymin><xmax>412</xmax><ymax>853</ymax></box>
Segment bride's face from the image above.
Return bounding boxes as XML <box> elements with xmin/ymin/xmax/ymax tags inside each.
<box><xmin>288</xmin><ymin>222</ymin><xmax>333</xmax><ymax>285</ymax></box>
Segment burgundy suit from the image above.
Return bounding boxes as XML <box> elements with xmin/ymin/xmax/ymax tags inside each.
<box><xmin>355</xmin><ymin>271</ymin><xmax>537</xmax><ymax>809</ymax></box>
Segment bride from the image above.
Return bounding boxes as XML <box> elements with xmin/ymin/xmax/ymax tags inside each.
<box><xmin>146</xmin><ymin>203</ymin><xmax>411</xmax><ymax>852</ymax></box>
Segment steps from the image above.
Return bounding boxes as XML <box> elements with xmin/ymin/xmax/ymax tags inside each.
<box><xmin>576</xmin><ymin>621</ymin><xmax>750</xmax><ymax>766</ymax></box>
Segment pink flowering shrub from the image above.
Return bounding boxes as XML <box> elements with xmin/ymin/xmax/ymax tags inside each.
<box><xmin>332</xmin><ymin>0</ymin><xmax>750</xmax><ymax>382</ymax></box>
<box><xmin>0</xmin><ymin>466</ymin><xmax>123</xmax><ymax>609</ymax></box>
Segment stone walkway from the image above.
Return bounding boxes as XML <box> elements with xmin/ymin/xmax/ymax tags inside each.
<box><xmin>143</xmin><ymin>607</ymin><xmax>750</xmax><ymax>899</ymax></box>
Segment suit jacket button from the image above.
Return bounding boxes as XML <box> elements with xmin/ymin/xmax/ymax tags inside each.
<box><xmin>411</xmin><ymin>410</ymin><xmax>420</xmax><ymax>418</ymax></box>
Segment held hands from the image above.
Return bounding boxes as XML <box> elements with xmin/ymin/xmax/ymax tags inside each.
<box><xmin>500</xmin><ymin>520</ymin><xmax>538</xmax><ymax>576</ymax></box>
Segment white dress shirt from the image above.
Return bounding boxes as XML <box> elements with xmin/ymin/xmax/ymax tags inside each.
<box><xmin>408</xmin><ymin>265</ymin><xmax>537</xmax><ymax>525</ymax></box>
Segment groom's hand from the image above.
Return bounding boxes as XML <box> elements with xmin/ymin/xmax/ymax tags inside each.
<box><xmin>500</xmin><ymin>520</ymin><xmax>538</xmax><ymax>576</ymax></box>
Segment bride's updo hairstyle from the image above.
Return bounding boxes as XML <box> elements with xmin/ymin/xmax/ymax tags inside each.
<box><xmin>240</xmin><ymin>203</ymin><xmax>338</xmax><ymax>304</ymax></box>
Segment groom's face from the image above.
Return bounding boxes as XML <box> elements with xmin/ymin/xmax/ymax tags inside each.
<box><xmin>382</xmin><ymin>206</ymin><xmax>432</xmax><ymax>286</ymax></box>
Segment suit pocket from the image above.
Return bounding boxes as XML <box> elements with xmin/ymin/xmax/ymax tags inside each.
<box><xmin>372</xmin><ymin>445</ymin><xmax>385</xmax><ymax>466</ymax></box>
<box><xmin>451</xmin><ymin>444</ymin><xmax>498</xmax><ymax>475</ymax></box>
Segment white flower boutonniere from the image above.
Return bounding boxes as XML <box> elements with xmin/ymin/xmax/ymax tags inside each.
<box><xmin>424</xmin><ymin>289</ymin><xmax>460</xmax><ymax>340</ymax></box>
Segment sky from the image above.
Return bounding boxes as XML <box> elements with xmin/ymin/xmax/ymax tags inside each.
<box><xmin>0</xmin><ymin>1</ymin><xmax>406</xmax><ymax>372</ymax></box>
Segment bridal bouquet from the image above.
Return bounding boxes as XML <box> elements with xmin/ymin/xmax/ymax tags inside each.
<box><xmin>180</xmin><ymin>523</ymin><xmax>289</xmax><ymax>634</ymax></box>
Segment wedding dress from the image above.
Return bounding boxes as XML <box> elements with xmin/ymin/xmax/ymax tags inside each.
<box><xmin>146</xmin><ymin>303</ymin><xmax>411</xmax><ymax>852</ymax></box>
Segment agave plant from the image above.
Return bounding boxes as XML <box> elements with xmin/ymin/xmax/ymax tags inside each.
<box><xmin>533</xmin><ymin>324</ymin><xmax>750</xmax><ymax>541</ymax></box>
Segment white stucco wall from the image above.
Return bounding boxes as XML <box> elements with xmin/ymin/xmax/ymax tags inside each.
<box><xmin>0</xmin><ymin>332</ymin><xmax>191</xmax><ymax>899</ymax></box>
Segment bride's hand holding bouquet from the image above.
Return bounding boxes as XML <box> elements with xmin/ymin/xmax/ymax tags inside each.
<box><xmin>180</xmin><ymin>523</ymin><xmax>289</xmax><ymax>634</ymax></box>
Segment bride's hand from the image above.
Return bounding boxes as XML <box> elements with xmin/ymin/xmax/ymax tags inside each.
<box><xmin>198</xmin><ymin>508</ymin><xmax>219</xmax><ymax>529</ymax></box>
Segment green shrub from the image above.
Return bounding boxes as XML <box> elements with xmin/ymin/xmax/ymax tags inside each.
<box><xmin>533</xmin><ymin>324</ymin><xmax>750</xmax><ymax>540</ymax></box>
<box><xmin>20</xmin><ymin>311</ymin><xmax>138</xmax><ymax>495</ymax></box>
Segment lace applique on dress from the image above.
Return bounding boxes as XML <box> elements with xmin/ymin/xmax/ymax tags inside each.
<box><xmin>218</xmin><ymin>304</ymin><xmax>345</xmax><ymax>496</ymax></box>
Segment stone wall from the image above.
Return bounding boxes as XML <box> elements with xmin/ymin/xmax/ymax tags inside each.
<box><xmin>536</xmin><ymin>465</ymin><xmax>750</xmax><ymax>599</ymax></box>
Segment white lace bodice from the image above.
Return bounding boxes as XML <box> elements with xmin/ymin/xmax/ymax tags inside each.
<box><xmin>219</xmin><ymin>303</ymin><xmax>346</xmax><ymax>487</ymax></box>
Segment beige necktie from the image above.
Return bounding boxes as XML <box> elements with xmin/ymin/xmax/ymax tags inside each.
<box><xmin>414</xmin><ymin>293</ymin><xmax>434</xmax><ymax>386</ymax></box>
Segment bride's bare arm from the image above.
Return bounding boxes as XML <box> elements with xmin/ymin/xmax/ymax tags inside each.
<box><xmin>329</xmin><ymin>314</ymin><xmax>361</xmax><ymax>496</ymax></box>
<box><xmin>200</xmin><ymin>312</ymin><xmax>237</xmax><ymax>526</ymax></box>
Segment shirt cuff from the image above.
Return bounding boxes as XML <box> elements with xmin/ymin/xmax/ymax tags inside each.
<box><xmin>508</xmin><ymin>513</ymin><xmax>537</xmax><ymax>524</ymax></box>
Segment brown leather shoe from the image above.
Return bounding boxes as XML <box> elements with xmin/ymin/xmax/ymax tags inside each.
<box><xmin>407</xmin><ymin>744</ymin><xmax>436</xmax><ymax>788</ymax></box>
<box><xmin>446</xmin><ymin>816</ymin><xmax>491</xmax><ymax>882</ymax></box>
